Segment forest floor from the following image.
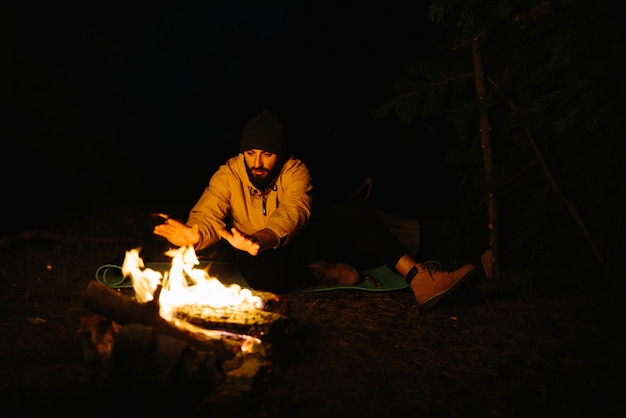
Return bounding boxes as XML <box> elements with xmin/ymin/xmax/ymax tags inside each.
<box><xmin>0</xmin><ymin>206</ymin><xmax>623</xmax><ymax>418</ymax></box>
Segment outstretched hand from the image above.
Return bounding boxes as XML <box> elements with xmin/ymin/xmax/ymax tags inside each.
<box><xmin>153</xmin><ymin>215</ymin><xmax>201</xmax><ymax>247</ymax></box>
<box><xmin>219</xmin><ymin>227</ymin><xmax>261</xmax><ymax>256</ymax></box>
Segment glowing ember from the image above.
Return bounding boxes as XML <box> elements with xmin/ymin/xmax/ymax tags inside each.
<box><xmin>121</xmin><ymin>246</ymin><xmax>266</xmax><ymax>322</ymax></box>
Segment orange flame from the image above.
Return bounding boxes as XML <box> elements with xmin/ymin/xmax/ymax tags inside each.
<box><xmin>121</xmin><ymin>246</ymin><xmax>265</xmax><ymax>322</ymax></box>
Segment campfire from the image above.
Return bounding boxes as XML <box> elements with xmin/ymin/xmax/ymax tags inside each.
<box><xmin>82</xmin><ymin>246</ymin><xmax>294</xmax><ymax>396</ymax></box>
<box><xmin>121</xmin><ymin>246</ymin><xmax>278</xmax><ymax>352</ymax></box>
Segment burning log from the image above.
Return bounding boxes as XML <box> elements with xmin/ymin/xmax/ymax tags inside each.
<box><xmin>83</xmin><ymin>246</ymin><xmax>301</xmax><ymax>397</ymax></box>
<box><xmin>84</xmin><ymin>280</ymin><xmax>160</xmax><ymax>326</ymax></box>
<box><xmin>83</xmin><ymin>280</ymin><xmax>225</xmax><ymax>354</ymax></box>
<box><xmin>83</xmin><ymin>280</ymin><xmax>291</xmax><ymax>356</ymax></box>
<box><xmin>83</xmin><ymin>279</ymin><xmax>296</xmax><ymax>396</ymax></box>
<box><xmin>173</xmin><ymin>303</ymin><xmax>286</xmax><ymax>337</ymax></box>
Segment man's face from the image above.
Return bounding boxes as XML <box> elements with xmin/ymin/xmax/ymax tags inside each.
<box><xmin>243</xmin><ymin>149</ymin><xmax>279</xmax><ymax>190</ymax></box>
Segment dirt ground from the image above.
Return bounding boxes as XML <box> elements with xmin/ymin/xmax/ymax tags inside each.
<box><xmin>0</xmin><ymin>207</ymin><xmax>624</xmax><ymax>418</ymax></box>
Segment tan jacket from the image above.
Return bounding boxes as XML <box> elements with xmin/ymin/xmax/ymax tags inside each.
<box><xmin>188</xmin><ymin>154</ymin><xmax>313</xmax><ymax>250</ymax></box>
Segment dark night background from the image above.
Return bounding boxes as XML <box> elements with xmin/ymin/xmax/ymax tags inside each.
<box><xmin>2</xmin><ymin>1</ymin><xmax>453</xmax><ymax>235</ymax></box>
<box><xmin>2</xmin><ymin>3</ymin><xmax>626</xmax><ymax>415</ymax></box>
<box><xmin>3</xmin><ymin>0</ymin><xmax>625</xmax><ymax>282</ymax></box>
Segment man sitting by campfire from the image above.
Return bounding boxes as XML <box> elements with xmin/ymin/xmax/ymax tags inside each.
<box><xmin>153</xmin><ymin>109</ymin><xmax>477</xmax><ymax>312</ymax></box>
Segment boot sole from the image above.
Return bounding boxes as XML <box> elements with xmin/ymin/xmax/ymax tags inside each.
<box><xmin>418</xmin><ymin>266</ymin><xmax>477</xmax><ymax>312</ymax></box>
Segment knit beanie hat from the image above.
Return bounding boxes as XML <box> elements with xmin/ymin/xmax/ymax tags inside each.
<box><xmin>240</xmin><ymin>110</ymin><xmax>286</xmax><ymax>155</ymax></box>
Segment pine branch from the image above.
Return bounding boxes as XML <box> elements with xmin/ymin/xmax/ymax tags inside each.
<box><xmin>485</xmin><ymin>75</ymin><xmax>615</xmax><ymax>284</ymax></box>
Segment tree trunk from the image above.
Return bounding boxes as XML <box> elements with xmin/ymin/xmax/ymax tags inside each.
<box><xmin>472</xmin><ymin>33</ymin><xmax>500</xmax><ymax>279</ymax></box>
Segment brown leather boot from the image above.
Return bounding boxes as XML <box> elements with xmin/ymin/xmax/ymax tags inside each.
<box><xmin>306</xmin><ymin>261</ymin><xmax>360</xmax><ymax>286</ymax></box>
<box><xmin>409</xmin><ymin>262</ymin><xmax>477</xmax><ymax>311</ymax></box>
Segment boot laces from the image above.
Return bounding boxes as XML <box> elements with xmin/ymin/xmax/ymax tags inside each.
<box><xmin>420</xmin><ymin>260</ymin><xmax>442</xmax><ymax>281</ymax></box>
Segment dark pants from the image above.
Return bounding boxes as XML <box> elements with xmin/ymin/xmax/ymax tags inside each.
<box><xmin>237</xmin><ymin>198</ymin><xmax>409</xmax><ymax>294</ymax></box>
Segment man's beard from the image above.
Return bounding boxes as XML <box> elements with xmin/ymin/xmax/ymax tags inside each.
<box><xmin>246</xmin><ymin>164</ymin><xmax>279</xmax><ymax>191</ymax></box>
